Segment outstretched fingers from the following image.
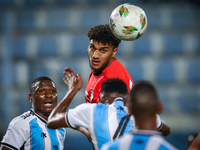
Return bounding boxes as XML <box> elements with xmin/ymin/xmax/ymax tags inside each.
<box><xmin>63</xmin><ymin>67</ymin><xmax>83</xmax><ymax>90</ymax></box>
<box><xmin>64</xmin><ymin>67</ymin><xmax>75</xmax><ymax>75</ymax></box>
<box><xmin>76</xmin><ymin>73</ymin><xmax>83</xmax><ymax>90</ymax></box>
<box><xmin>63</xmin><ymin>67</ymin><xmax>75</xmax><ymax>83</ymax></box>
<box><xmin>63</xmin><ymin>71</ymin><xmax>69</xmax><ymax>85</ymax></box>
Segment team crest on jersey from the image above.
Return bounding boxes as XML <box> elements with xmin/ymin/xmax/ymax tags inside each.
<box><xmin>117</xmin><ymin>106</ymin><xmax>125</xmax><ymax>112</ymax></box>
<box><xmin>41</xmin><ymin>132</ymin><xmax>47</xmax><ymax>138</ymax></box>
<box><xmin>85</xmin><ymin>88</ymin><xmax>94</xmax><ymax>102</ymax></box>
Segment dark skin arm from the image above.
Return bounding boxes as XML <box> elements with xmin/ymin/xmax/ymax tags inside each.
<box><xmin>158</xmin><ymin>122</ymin><xmax>170</xmax><ymax>136</ymax></box>
<box><xmin>188</xmin><ymin>133</ymin><xmax>200</xmax><ymax>150</ymax></box>
<box><xmin>0</xmin><ymin>146</ymin><xmax>13</xmax><ymax>150</ymax></box>
<box><xmin>156</xmin><ymin>103</ymin><xmax>170</xmax><ymax>136</ymax></box>
<box><xmin>47</xmin><ymin>67</ymin><xmax>83</xmax><ymax>129</ymax></box>
<box><xmin>47</xmin><ymin>67</ymin><xmax>92</xmax><ymax>142</ymax></box>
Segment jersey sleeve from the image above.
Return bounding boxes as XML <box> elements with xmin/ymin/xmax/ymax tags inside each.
<box><xmin>156</xmin><ymin>114</ymin><xmax>164</xmax><ymax>130</ymax></box>
<box><xmin>1</xmin><ymin>117</ymin><xmax>29</xmax><ymax>149</ymax></box>
<box><xmin>65</xmin><ymin>103</ymin><xmax>95</xmax><ymax>129</ymax></box>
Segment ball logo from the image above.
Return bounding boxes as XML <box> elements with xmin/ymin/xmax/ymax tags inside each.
<box><xmin>110</xmin><ymin>19</ymin><xmax>116</xmax><ymax>31</ymax></box>
<box><xmin>122</xmin><ymin>26</ymin><xmax>138</xmax><ymax>35</ymax></box>
<box><xmin>119</xmin><ymin>5</ymin><xmax>129</xmax><ymax>17</ymax></box>
<box><xmin>139</xmin><ymin>14</ymin><xmax>146</xmax><ymax>29</ymax></box>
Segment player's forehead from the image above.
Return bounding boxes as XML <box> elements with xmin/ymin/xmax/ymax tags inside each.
<box><xmin>89</xmin><ymin>39</ymin><xmax>112</xmax><ymax>48</ymax></box>
<box><xmin>32</xmin><ymin>80</ymin><xmax>56</xmax><ymax>93</ymax></box>
<box><xmin>100</xmin><ymin>92</ymin><xmax>121</xmax><ymax>99</ymax></box>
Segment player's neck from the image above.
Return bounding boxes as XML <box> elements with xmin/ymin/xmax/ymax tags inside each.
<box><xmin>135</xmin><ymin>117</ymin><xmax>157</xmax><ymax>131</ymax></box>
<box><xmin>93</xmin><ymin>70</ymin><xmax>103</xmax><ymax>76</ymax></box>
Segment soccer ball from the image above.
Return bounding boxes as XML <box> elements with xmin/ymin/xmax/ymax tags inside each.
<box><xmin>109</xmin><ymin>3</ymin><xmax>147</xmax><ymax>41</ymax></box>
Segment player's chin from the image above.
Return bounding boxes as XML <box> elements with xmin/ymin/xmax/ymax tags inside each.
<box><xmin>91</xmin><ymin>65</ymin><xmax>99</xmax><ymax>70</ymax></box>
<box><xmin>44</xmin><ymin>107</ymin><xmax>54</xmax><ymax>113</ymax></box>
<box><xmin>90</xmin><ymin>64</ymin><xmax>100</xmax><ymax>71</ymax></box>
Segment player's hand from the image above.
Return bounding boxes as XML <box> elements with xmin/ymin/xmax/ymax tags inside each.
<box><xmin>63</xmin><ymin>67</ymin><xmax>83</xmax><ymax>91</ymax></box>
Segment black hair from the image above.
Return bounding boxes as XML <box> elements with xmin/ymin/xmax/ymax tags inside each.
<box><xmin>87</xmin><ymin>24</ymin><xmax>121</xmax><ymax>48</ymax></box>
<box><xmin>129</xmin><ymin>80</ymin><xmax>158</xmax><ymax>116</ymax></box>
<box><xmin>101</xmin><ymin>78</ymin><xmax>128</xmax><ymax>95</ymax></box>
<box><xmin>130</xmin><ymin>81</ymin><xmax>156</xmax><ymax>98</ymax></box>
<box><xmin>30</xmin><ymin>76</ymin><xmax>55</xmax><ymax>94</ymax></box>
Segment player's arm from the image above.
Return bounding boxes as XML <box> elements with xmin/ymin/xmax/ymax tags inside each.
<box><xmin>0</xmin><ymin>146</ymin><xmax>12</xmax><ymax>150</ymax></box>
<box><xmin>188</xmin><ymin>133</ymin><xmax>200</xmax><ymax>150</ymax></box>
<box><xmin>156</xmin><ymin>114</ymin><xmax>170</xmax><ymax>136</ymax></box>
<box><xmin>158</xmin><ymin>122</ymin><xmax>170</xmax><ymax>136</ymax></box>
<box><xmin>47</xmin><ymin>67</ymin><xmax>83</xmax><ymax>129</ymax></box>
<box><xmin>77</xmin><ymin>127</ymin><xmax>92</xmax><ymax>143</ymax></box>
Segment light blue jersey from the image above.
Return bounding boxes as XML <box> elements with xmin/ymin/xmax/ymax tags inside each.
<box><xmin>1</xmin><ymin>109</ymin><xmax>66</xmax><ymax>150</ymax></box>
<box><xmin>101</xmin><ymin>130</ymin><xmax>178</xmax><ymax>150</ymax></box>
<box><xmin>66</xmin><ymin>98</ymin><xmax>134</xmax><ymax>150</ymax></box>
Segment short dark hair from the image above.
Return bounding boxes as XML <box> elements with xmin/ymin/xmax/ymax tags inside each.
<box><xmin>30</xmin><ymin>76</ymin><xmax>55</xmax><ymax>94</ymax></box>
<box><xmin>101</xmin><ymin>78</ymin><xmax>128</xmax><ymax>95</ymax></box>
<box><xmin>87</xmin><ymin>24</ymin><xmax>121</xmax><ymax>48</ymax></box>
<box><xmin>129</xmin><ymin>80</ymin><xmax>158</xmax><ymax>117</ymax></box>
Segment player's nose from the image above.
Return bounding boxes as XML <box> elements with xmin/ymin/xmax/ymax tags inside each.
<box><xmin>93</xmin><ymin>50</ymin><xmax>100</xmax><ymax>58</ymax></box>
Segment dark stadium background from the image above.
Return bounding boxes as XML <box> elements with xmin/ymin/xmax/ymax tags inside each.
<box><xmin>0</xmin><ymin>0</ymin><xmax>199</xmax><ymax>149</ymax></box>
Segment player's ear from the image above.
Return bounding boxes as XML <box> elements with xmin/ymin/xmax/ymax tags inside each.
<box><xmin>128</xmin><ymin>104</ymin><xmax>132</xmax><ymax>114</ymax></box>
<box><xmin>157</xmin><ymin>102</ymin><xmax>163</xmax><ymax>113</ymax></box>
<box><xmin>29</xmin><ymin>93</ymin><xmax>33</xmax><ymax>103</ymax></box>
<box><xmin>112</xmin><ymin>47</ymin><xmax>118</xmax><ymax>57</ymax></box>
<box><xmin>122</xmin><ymin>95</ymin><xmax>128</xmax><ymax>106</ymax></box>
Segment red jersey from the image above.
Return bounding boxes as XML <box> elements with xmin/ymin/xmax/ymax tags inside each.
<box><xmin>85</xmin><ymin>58</ymin><xmax>134</xmax><ymax>103</ymax></box>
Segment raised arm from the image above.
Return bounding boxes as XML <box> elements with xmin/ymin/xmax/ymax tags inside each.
<box><xmin>47</xmin><ymin>67</ymin><xmax>83</xmax><ymax>129</ymax></box>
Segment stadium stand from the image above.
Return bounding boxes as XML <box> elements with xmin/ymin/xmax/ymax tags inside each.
<box><xmin>0</xmin><ymin>0</ymin><xmax>199</xmax><ymax>149</ymax></box>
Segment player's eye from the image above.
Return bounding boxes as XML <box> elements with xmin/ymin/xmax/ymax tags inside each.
<box><xmin>38</xmin><ymin>90</ymin><xmax>45</xmax><ymax>93</ymax></box>
<box><xmin>101</xmin><ymin>49</ymin><xmax>107</xmax><ymax>53</ymax></box>
<box><xmin>50</xmin><ymin>90</ymin><xmax>56</xmax><ymax>93</ymax></box>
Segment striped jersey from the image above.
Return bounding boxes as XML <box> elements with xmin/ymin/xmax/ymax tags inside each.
<box><xmin>65</xmin><ymin>97</ymin><xmax>163</xmax><ymax>150</ymax></box>
<box><xmin>66</xmin><ymin>98</ymin><xmax>133</xmax><ymax>150</ymax></box>
<box><xmin>100</xmin><ymin>130</ymin><xmax>178</xmax><ymax>150</ymax></box>
<box><xmin>1</xmin><ymin>109</ymin><xmax>66</xmax><ymax>150</ymax></box>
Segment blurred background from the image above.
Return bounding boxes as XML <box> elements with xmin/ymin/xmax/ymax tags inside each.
<box><xmin>0</xmin><ymin>0</ymin><xmax>200</xmax><ymax>149</ymax></box>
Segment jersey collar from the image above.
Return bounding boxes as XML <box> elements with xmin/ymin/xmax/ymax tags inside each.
<box><xmin>30</xmin><ymin>109</ymin><xmax>47</xmax><ymax>124</ymax></box>
<box><xmin>131</xmin><ymin>129</ymin><xmax>162</xmax><ymax>136</ymax></box>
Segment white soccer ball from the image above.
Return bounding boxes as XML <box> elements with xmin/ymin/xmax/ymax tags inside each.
<box><xmin>109</xmin><ymin>3</ymin><xmax>147</xmax><ymax>41</ymax></box>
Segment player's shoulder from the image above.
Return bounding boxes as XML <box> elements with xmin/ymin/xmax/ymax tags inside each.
<box><xmin>95</xmin><ymin>103</ymin><xmax>108</xmax><ymax>109</ymax></box>
<box><xmin>8</xmin><ymin>110</ymin><xmax>34</xmax><ymax>130</ymax></box>
<box><xmin>106</xmin><ymin>58</ymin><xmax>129</xmax><ymax>76</ymax></box>
<box><xmin>111</xmin><ymin>58</ymin><xmax>125</xmax><ymax>69</ymax></box>
<box><xmin>148</xmin><ymin>134</ymin><xmax>177</xmax><ymax>149</ymax></box>
<box><xmin>73</xmin><ymin>103</ymin><xmax>97</xmax><ymax>111</ymax></box>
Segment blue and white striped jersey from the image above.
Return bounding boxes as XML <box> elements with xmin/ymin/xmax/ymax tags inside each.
<box><xmin>1</xmin><ymin>109</ymin><xmax>66</xmax><ymax>150</ymax></box>
<box><xmin>66</xmin><ymin>98</ymin><xmax>163</xmax><ymax>150</ymax></box>
<box><xmin>66</xmin><ymin>98</ymin><xmax>134</xmax><ymax>150</ymax></box>
<box><xmin>100</xmin><ymin>130</ymin><xmax>178</xmax><ymax>150</ymax></box>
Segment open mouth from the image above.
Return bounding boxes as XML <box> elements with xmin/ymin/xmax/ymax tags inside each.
<box><xmin>92</xmin><ymin>60</ymin><xmax>100</xmax><ymax>66</ymax></box>
<box><xmin>44</xmin><ymin>101</ymin><xmax>53</xmax><ymax>107</ymax></box>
